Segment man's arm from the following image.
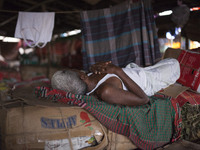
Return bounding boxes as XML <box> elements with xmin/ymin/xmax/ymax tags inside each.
<box><xmin>91</xmin><ymin>62</ymin><xmax>149</xmax><ymax>106</ymax></box>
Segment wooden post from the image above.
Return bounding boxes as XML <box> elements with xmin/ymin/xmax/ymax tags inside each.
<box><xmin>186</xmin><ymin>36</ymin><xmax>189</xmax><ymax>50</ymax></box>
<box><xmin>47</xmin><ymin>43</ymin><xmax>51</xmax><ymax>79</ymax></box>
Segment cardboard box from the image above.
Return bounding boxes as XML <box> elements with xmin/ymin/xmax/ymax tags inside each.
<box><xmin>159</xmin><ymin>83</ymin><xmax>190</xmax><ymax>98</ymax></box>
<box><xmin>162</xmin><ymin>48</ymin><xmax>182</xmax><ymax>60</ymax></box>
<box><xmin>106</xmin><ymin>130</ymin><xmax>137</xmax><ymax>150</ymax></box>
<box><xmin>9</xmin><ymin>82</ymin><xmax>138</xmax><ymax>150</ymax></box>
<box><xmin>0</xmin><ymin>106</ymin><xmax>108</xmax><ymax>150</ymax></box>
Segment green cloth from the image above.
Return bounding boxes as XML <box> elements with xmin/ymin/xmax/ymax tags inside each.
<box><xmin>79</xmin><ymin>94</ymin><xmax>175</xmax><ymax>149</ymax></box>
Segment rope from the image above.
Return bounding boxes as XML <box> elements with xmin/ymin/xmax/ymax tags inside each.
<box><xmin>0</xmin><ymin>9</ymin><xmax>81</xmax><ymax>14</ymax></box>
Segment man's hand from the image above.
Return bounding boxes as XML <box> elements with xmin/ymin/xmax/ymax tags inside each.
<box><xmin>90</xmin><ymin>61</ymin><xmax>111</xmax><ymax>74</ymax></box>
<box><xmin>90</xmin><ymin>61</ymin><xmax>121</xmax><ymax>74</ymax></box>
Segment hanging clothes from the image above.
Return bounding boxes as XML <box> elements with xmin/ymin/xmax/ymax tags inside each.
<box><xmin>80</xmin><ymin>0</ymin><xmax>161</xmax><ymax>71</ymax></box>
<box><xmin>15</xmin><ymin>12</ymin><xmax>55</xmax><ymax>48</ymax></box>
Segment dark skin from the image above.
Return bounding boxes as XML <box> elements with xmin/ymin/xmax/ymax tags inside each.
<box><xmin>78</xmin><ymin>61</ymin><xmax>149</xmax><ymax>106</ymax></box>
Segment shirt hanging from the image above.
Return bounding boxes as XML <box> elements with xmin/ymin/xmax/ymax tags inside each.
<box><xmin>15</xmin><ymin>12</ymin><xmax>55</xmax><ymax>48</ymax></box>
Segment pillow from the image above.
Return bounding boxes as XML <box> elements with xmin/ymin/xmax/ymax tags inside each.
<box><xmin>177</xmin><ymin>50</ymin><xmax>200</xmax><ymax>92</ymax></box>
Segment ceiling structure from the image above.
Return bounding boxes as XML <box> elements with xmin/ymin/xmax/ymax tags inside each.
<box><xmin>0</xmin><ymin>0</ymin><xmax>200</xmax><ymax>42</ymax></box>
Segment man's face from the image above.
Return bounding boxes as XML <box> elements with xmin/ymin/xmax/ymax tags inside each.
<box><xmin>71</xmin><ymin>69</ymin><xmax>88</xmax><ymax>83</ymax></box>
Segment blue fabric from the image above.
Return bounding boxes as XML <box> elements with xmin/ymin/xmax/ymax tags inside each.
<box><xmin>80</xmin><ymin>0</ymin><xmax>161</xmax><ymax>71</ymax></box>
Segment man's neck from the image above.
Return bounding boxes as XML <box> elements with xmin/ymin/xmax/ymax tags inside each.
<box><xmin>86</xmin><ymin>73</ymin><xmax>106</xmax><ymax>93</ymax></box>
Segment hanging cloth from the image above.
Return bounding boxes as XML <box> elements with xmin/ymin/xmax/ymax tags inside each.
<box><xmin>15</xmin><ymin>12</ymin><xmax>55</xmax><ymax>48</ymax></box>
<box><xmin>80</xmin><ymin>0</ymin><xmax>161</xmax><ymax>71</ymax></box>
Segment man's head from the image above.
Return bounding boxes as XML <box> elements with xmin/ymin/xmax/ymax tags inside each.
<box><xmin>51</xmin><ymin>69</ymin><xmax>87</xmax><ymax>95</ymax></box>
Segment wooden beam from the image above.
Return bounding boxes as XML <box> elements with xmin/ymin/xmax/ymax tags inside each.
<box><xmin>57</xmin><ymin>0</ymin><xmax>90</xmax><ymax>10</ymax></box>
<box><xmin>0</xmin><ymin>0</ymin><xmax>55</xmax><ymax>27</ymax></box>
<box><xmin>0</xmin><ymin>0</ymin><xmax>5</xmax><ymax>9</ymax></box>
<box><xmin>20</xmin><ymin>0</ymin><xmax>38</xmax><ymax>5</ymax></box>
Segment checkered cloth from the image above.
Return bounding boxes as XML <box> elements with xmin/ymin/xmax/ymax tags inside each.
<box><xmin>80</xmin><ymin>0</ymin><xmax>161</xmax><ymax>71</ymax></box>
<box><xmin>35</xmin><ymin>87</ymin><xmax>176</xmax><ymax>150</ymax></box>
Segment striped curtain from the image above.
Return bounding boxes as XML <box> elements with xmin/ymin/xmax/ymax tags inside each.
<box><xmin>80</xmin><ymin>0</ymin><xmax>161</xmax><ymax>71</ymax></box>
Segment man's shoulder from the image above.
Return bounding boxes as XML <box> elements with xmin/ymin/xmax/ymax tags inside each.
<box><xmin>103</xmin><ymin>76</ymin><xmax>123</xmax><ymax>89</ymax></box>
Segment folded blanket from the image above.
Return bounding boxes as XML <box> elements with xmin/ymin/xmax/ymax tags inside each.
<box><xmin>35</xmin><ymin>87</ymin><xmax>176</xmax><ymax>150</ymax></box>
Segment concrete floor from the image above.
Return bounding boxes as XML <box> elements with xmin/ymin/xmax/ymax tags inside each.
<box><xmin>157</xmin><ymin>140</ymin><xmax>200</xmax><ymax>150</ymax></box>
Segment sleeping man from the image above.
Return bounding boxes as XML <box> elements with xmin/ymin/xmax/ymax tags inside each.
<box><xmin>51</xmin><ymin>58</ymin><xmax>180</xmax><ymax>106</ymax></box>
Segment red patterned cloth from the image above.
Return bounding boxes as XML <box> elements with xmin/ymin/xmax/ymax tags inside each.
<box><xmin>176</xmin><ymin>90</ymin><xmax>200</xmax><ymax>107</ymax></box>
<box><xmin>170</xmin><ymin>90</ymin><xmax>200</xmax><ymax>142</ymax></box>
<box><xmin>177</xmin><ymin>50</ymin><xmax>200</xmax><ymax>91</ymax></box>
<box><xmin>35</xmin><ymin>86</ymin><xmax>86</xmax><ymax>107</ymax></box>
<box><xmin>0</xmin><ymin>71</ymin><xmax>21</xmax><ymax>82</ymax></box>
<box><xmin>171</xmin><ymin>97</ymin><xmax>182</xmax><ymax>142</ymax></box>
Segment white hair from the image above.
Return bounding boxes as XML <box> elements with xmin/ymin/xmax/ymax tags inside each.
<box><xmin>51</xmin><ymin>69</ymin><xmax>87</xmax><ymax>95</ymax></box>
